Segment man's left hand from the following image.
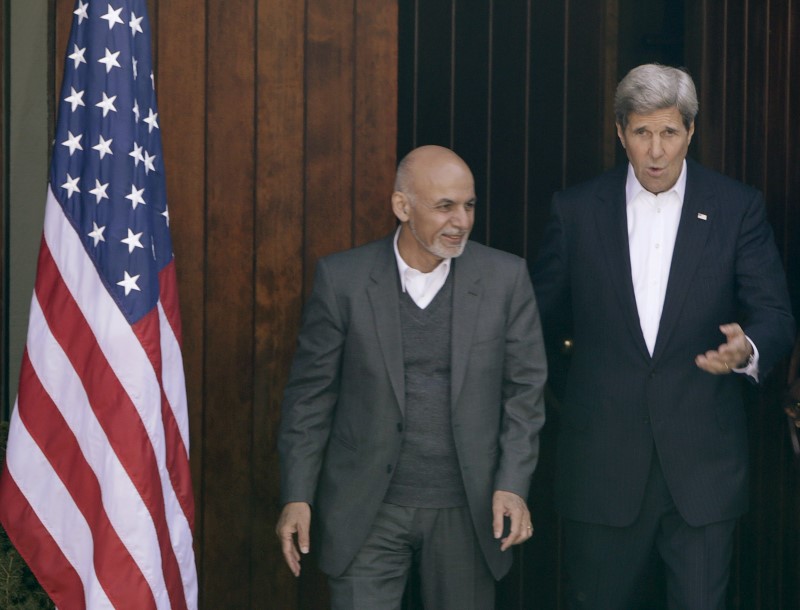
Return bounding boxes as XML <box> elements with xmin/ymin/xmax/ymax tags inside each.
<box><xmin>695</xmin><ymin>323</ymin><xmax>753</xmax><ymax>375</ymax></box>
<box><xmin>492</xmin><ymin>490</ymin><xmax>533</xmax><ymax>551</ymax></box>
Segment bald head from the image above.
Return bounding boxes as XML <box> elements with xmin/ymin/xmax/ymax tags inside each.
<box><xmin>394</xmin><ymin>145</ymin><xmax>473</xmax><ymax>198</ymax></box>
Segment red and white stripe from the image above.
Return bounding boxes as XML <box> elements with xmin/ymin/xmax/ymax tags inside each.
<box><xmin>0</xmin><ymin>186</ymin><xmax>197</xmax><ymax>609</ymax></box>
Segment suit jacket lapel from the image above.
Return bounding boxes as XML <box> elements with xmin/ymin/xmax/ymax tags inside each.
<box><xmin>593</xmin><ymin>170</ymin><xmax>652</xmax><ymax>361</ymax></box>
<box><xmin>367</xmin><ymin>238</ymin><xmax>406</xmax><ymax>414</ymax></box>
<box><xmin>451</xmin><ymin>246</ymin><xmax>483</xmax><ymax>407</ymax></box>
<box><xmin>652</xmin><ymin>161</ymin><xmax>715</xmax><ymax>361</ymax></box>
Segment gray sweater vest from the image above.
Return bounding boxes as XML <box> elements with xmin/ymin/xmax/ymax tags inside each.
<box><xmin>384</xmin><ymin>272</ymin><xmax>467</xmax><ymax>508</ymax></box>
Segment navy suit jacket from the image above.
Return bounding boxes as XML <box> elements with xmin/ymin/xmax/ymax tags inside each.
<box><xmin>532</xmin><ymin>159</ymin><xmax>795</xmax><ymax>527</ymax></box>
<box><xmin>279</xmin><ymin>235</ymin><xmax>547</xmax><ymax>578</ymax></box>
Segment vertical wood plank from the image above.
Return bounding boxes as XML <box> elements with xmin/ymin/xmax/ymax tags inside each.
<box><xmin>487</xmin><ymin>1</ymin><xmax>530</xmax><ymax>257</ymax></box>
<box><xmin>305</xmin><ymin>0</ymin><xmax>355</xmax><ymax>294</ymax></box>
<box><xmin>203</xmin><ymin>0</ymin><xmax>256</xmax><ymax>607</ymax></box>
<box><xmin>415</xmin><ymin>0</ymin><xmax>454</xmax><ymax>147</ymax></box>
<box><xmin>785</xmin><ymin>0</ymin><xmax>800</xmax><ymax>319</ymax></box>
<box><xmin>452</xmin><ymin>0</ymin><xmax>491</xmax><ymax>244</ymax></box>
<box><xmin>526</xmin><ymin>0</ymin><xmax>567</xmax><ymax>256</ymax></box>
<box><xmin>725</xmin><ymin>0</ymin><xmax>747</xmax><ymax>178</ymax></box>
<box><xmin>155</xmin><ymin>0</ymin><xmax>207</xmax><ymax>597</ymax></box>
<box><xmin>253</xmin><ymin>0</ymin><xmax>306</xmax><ymax>607</ymax></box>
<box><xmin>353</xmin><ymin>0</ymin><xmax>399</xmax><ymax>245</ymax></box>
<box><xmin>562</xmin><ymin>0</ymin><xmax>607</xmax><ymax>186</ymax></box>
<box><xmin>743</xmin><ymin>1</ymin><xmax>768</xmax><ymax>187</ymax></box>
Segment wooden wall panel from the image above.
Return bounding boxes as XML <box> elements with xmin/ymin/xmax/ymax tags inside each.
<box><xmin>786</xmin><ymin>2</ymin><xmax>800</xmax><ymax>319</ymax></box>
<box><xmin>487</xmin><ymin>1</ymin><xmax>530</xmax><ymax>257</ymax></box>
<box><xmin>254</xmin><ymin>0</ymin><xmax>305</xmax><ymax>606</ymax></box>
<box><xmin>203</xmin><ymin>0</ymin><xmax>257</xmax><ymax>607</ymax></box>
<box><xmin>353</xmin><ymin>0</ymin><xmax>399</xmax><ymax>244</ymax></box>
<box><xmin>452</xmin><ymin>0</ymin><xmax>491</xmax><ymax>240</ymax></box>
<box><xmin>414</xmin><ymin>1</ymin><xmax>454</xmax><ymax>148</ymax></box>
<box><xmin>304</xmin><ymin>0</ymin><xmax>356</xmax><ymax>294</ymax></box>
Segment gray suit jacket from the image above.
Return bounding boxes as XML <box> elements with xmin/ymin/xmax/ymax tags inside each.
<box><xmin>279</xmin><ymin>235</ymin><xmax>547</xmax><ymax>579</ymax></box>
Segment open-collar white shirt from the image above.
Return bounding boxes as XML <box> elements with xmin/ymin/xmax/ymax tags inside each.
<box><xmin>626</xmin><ymin>161</ymin><xmax>686</xmax><ymax>355</ymax></box>
<box><xmin>393</xmin><ymin>226</ymin><xmax>451</xmax><ymax>309</ymax></box>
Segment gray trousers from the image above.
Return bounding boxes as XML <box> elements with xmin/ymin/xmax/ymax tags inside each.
<box><xmin>328</xmin><ymin>503</ymin><xmax>495</xmax><ymax>610</ymax></box>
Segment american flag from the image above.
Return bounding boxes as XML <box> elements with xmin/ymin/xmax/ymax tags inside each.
<box><xmin>0</xmin><ymin>1</ymin><xmax>197</xmax><ymax>608</ymax></box>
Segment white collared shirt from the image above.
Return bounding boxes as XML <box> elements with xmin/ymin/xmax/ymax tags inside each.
<box><xmin>625</xmin><ymin>162</ymin><xmax>758</xmax><ymax>377</ymax></box>
<box><xmin>626</xmin><ymin>162</ymin><xmax>686</xmax><ymax>355</ymax></box>
<box><xmin>393</xmin><ymin>227</ymin><xmax>451</xmax><ymax>309</ymax></box>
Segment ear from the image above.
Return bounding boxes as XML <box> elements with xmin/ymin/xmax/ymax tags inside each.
<box><xmin>392</xmin><ymin>192</ymin><xmax>409</xmax><ymax>222</ymax></box>
<box><xmin>616</xmin><ymin>122</ymin><xmax>626</xmax><ymax>149</ymax></box>
<box><xmin>687</xmin><ymin>121</ymin><xmax>695</xmax><ymax>145</ymax></box>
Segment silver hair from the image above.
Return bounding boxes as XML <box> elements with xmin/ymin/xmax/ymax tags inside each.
<box><xmin>614</xmin><ymin>64</ymin><xmax>698</xmax><ymax>130</ymax></box>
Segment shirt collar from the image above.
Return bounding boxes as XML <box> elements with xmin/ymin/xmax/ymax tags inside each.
<box><xmin>393</xmin><ymin>226</ymin><xmax>451</xmax><ymax>293</ymax></box>
<box><xmin>625</xmin><ymin>159</ymin><xmax>688</xmax><ymax>204</ymax></box>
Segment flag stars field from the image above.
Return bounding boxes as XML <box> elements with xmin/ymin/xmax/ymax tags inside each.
<box><xmin>101</xmin><ymin>4</ymin><xmax>124</xmax><ymax>29</ymax></box>
<box><xmin>89</xmin><ymin>179</ymin><xmax>110</xmax><ymax>204</ymax></box>
<box><xmin>129</xmin><ymin>12</ymin><xmax>143</xmax><ymax>36</ymax></box>
<box><xmin>64</xmin><ymin>87</ymin><xmax>85</xmax><ymax>111</ymax></box>
<box><xmin>98</xmin><ymin>48</ymin><xmax>121</xmax><ymax>73</ymax></box>
<box><xmin>125</xmin><ymin>184</ymin><xmax>146</xmax><ymax>209</ymax></box>
<box><xmin>121</xmin><ymin>228</ymin><xmax>145</xmax><ymax>254</ymax></box>
<box><xmin>96</xmin><ymin>92</ymin><xmax>118</xmax><ymax>116</ymax></box>
<box><xmin>69</xmin><ymin>44</ymin><xmax>86</xmax><ymax>68</ymax></box>
<box><xmin>143</xmin><ymin>108</ymin><xmax>159</xmax><ymax>132</ymax></box>
<box><xmin>74</xmin><ymin>0</ymin><xmax>88</xmax><ymax>23</ymax></box>
<box><xmin>117</xmin><ymin>270</ymin><xmax>141</xmax><ymax>295</ymax></box>
<box><xmin>89</xmin><ymin>222</ymin><xmax>106</xmax><ymax>246</ymax></box>
<box><xmin>62</xmin><ymin>173</ymin><xmax>81</xmax><ymax>198</ymax></box>
<box><xmin>92</xmin><ymin>135</ymin><xmax>113</xmax><ymax>159</ymax></box>
<box><xmin>62</xmin><ymin>131</ymin><xmax>83</xmax><ymax>156</ymax></box>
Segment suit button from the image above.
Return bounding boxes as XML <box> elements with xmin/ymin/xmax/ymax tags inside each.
<box><xmin>397</xmin><ymin>422</ymin><xmax>403</xmax><ymax>433</ymax></box>
<box><xmin>386</xmin><ymin>464</ymin><xmax>393</xmax><ymax>474</ymax></box>
<box><xmin>642</xmin><ymin>417</ymin><xmax>650</xmax><ymax>424</ymax></box>
<box><xmin>649</xmin><ymin>371</ymin><xmax>656</xmax><ymax>379</ymax></box>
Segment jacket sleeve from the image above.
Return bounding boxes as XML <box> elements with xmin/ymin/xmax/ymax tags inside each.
<box><xmin>278</xmin><ymin>258</ymin><xmax>345</xmax><ymax>505</ymax></box>
<box><xmin>493</xmin><ymin>257</ymin><xmax>548</xmax><ymax>499</ymax></box>
<box><xmin>734</xmin><ymin>190</ymin><xmax>795</xmax><ymax>382</ymax></box>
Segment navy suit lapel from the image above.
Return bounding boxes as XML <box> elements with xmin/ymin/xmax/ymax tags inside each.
<box><xmin>367</xmin><ymin>238</ymin><xmax>406</xmax><ymax>414</ymax></box>
<box><xmin>450</xmin><ymin>245</ymin><xmax>483</xmax><ymax>407</ymax></box>
<box><xmin>593</xmin><ymin>169</ymin><xmax>652</xmax><ymax>361</ymax></box>
<box><xmin>652</xmin><ymin>162</ymin><xmax>715</xmax><ymax>361</ymax></box>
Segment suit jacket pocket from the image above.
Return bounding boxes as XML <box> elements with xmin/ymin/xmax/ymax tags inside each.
<box><xmin>329</xmin><ymin>431</ymin><xmax>358</xmax><ymax>453</ymax></box>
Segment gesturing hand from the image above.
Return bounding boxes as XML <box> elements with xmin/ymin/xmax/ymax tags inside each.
<box><xmin>695</xmin><ymin>323</ymin><xmax>753</xmax><ymax>375</ymax></box>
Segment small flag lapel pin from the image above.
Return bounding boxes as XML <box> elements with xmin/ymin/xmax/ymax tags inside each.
<box><xmin>697</xmin><ymin>212</ymin><xmax>708</xmax><ymax>220</ymax></box>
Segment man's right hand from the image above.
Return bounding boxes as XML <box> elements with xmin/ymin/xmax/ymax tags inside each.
<box><xmin>275</xmin><ymin>502</ymin><xmax>311</xmax><ymax>577</ymax></box>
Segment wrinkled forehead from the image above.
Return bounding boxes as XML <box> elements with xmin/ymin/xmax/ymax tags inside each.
<box><xmin>623</xmin><ymin>106</ymin><xmax>689</xmax><ymax>130</ymax></box>
<box><xmin>411</xmin><ymin>159</ymin><xmax>474</xmax><ymax>196</ymax></box>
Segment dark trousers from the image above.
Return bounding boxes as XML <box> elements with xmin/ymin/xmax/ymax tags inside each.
<box><xmin>328</xmin><ymin>503</ymin><xmax>495</xmax><ymax>610</ymax></box>
<box><xmin>564</xmin><ymin>454</ymin><xmax>737</xmax><ymax>610</ymax></box>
